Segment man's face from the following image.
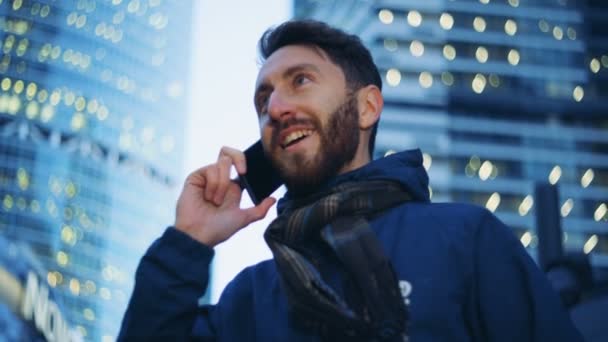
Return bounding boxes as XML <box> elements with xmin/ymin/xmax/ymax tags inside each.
<box><xmin>254</xmin><ymin>45</ymin><xmax>360</xmax><ymax>195</ymax></box>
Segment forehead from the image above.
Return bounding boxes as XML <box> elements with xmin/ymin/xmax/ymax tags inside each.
<box><xmin>255</xmin><ymin>45</ymin><xmax>344</xmax><ymax>87</ymax></box>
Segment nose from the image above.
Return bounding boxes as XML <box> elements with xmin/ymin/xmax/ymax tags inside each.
<box><xmin>266</xmin><ymin>90</ymin><xmax>295</xmax><ymax>122</ymax></box>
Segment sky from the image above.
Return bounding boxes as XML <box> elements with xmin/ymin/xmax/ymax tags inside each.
<box><xmin>185</xmin><ymin>1</ymin><xmax>291</xmax><ymax>302</ymax></box>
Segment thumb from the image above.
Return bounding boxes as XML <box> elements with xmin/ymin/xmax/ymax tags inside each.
<box><xmin>241</xmin><ymin>197</ymin><xmax>276</xmax><ymax>225</ymax></box>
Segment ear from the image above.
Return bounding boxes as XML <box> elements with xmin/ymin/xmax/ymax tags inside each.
<box><xmin>357</xmin><ymin>85</ymin><xmax>383</xmax><ymax>130</ymax></box>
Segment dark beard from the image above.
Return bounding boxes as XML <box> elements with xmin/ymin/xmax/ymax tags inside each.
<box><xmin>271</xmin><ymin>93</ymin><xmax>360</xmax><ymax>196</ymax></box>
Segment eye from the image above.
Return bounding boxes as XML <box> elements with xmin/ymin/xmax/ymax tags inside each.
<box><xmin>293</xmin><ymin>74</ymin><xmax>311</xmax><ymax>86</ymax></box>
<box><xmin>256</xmin><ymin>94</ymin><xmax>269</xmax><ymax>115</ymax></box>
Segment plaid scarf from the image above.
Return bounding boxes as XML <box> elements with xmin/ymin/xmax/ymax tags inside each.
<box><xmin>264</xmin><ymin>180</ymin><xmax>411</xmax><ymax>341</ymax></box>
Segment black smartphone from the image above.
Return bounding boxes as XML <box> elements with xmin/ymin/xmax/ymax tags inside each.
<box><xmin>239</xmin><ymin>140</ymin><xmax>284</xmax><ymax>205</ymax></box>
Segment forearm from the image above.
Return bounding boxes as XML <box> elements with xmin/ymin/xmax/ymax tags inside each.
<box><xmin>118</xmin><ymin>227</ymin><xmax>214</xmax><ymax>341</ymax></box>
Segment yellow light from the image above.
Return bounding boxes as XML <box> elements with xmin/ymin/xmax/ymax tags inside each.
<box><xmin>61</xmin><ymin>225</ymin><xmax>75</xmax><ymax>245</ymax></box>
<box><xmin>441</xmin><ymin>72</ymin><xmax>454</xmax><ymax>86</ymax></box>
<box><xmin>83</xmin><ymin>308</ymin><xmax>95</xmax><ymax>321</ymax></box>
<box><xmin>1</xmin><ymin>78</ymin><xmax>11</xmax><ymax>91</ymax></box>
<box><xmin>50</xmin><ymin>90</ymin><xmax>61</xmax><ymax>105</ymax></box>
<box><xmin>70</xmin><ymin>278</ymin><xmax>81</xmax><ymax>296</ymax></box>
<box><xmin>508</xmin><ymin>49</ymin><xmax>520</xmax><ymax>66</ymax></box>
<box><xmin>489</xmin><ymin>74</ymin><xmax>500</xmax><ymax>87</ymax></box>
<box><xmin>504</xmin><ymin>19</ymin><xmax>517</xmax><ymax>36</ymax></box>
<box><xmin>84</xmin><ymin>280</ymin><xmax>96</xmax><ymax>294</ymax></box>
<box><xmin>560</xmin><ymin>198</ymin><xmax>574</xmax><ymax>217</ymax></box>
<box><xmin>407</xmin><ymin>11</ymin><xmax>422</xmax><ymax>27</ymax></box>
<box><xmin>3</xmin><ymin>194</ymin><xmax>14</xmax><ymax>210</ymax></box>
<box><xmin>410</xmin><ymin>40</ymin><xmax>424</xmax><ymax>57</ymax></box>
<box><xmin>520</xmin><ymin>231</ymin><xmax>532</xmax><ymax>247</ymax></box>
<box><xmin>422</xmin><ymin>153</ymin><xmax>432</xmax><ymax>170</ymax></box>
<box><xmin>13</xmin><ymin>0</ymin><xmax>23</xmax><ymax>10</ymax></box>
<box><xmin>553</xmin><ymin>26</ymin><xmax>563</xmax><ymax>40</ymax></box>
<box><xmin>583</xmin><ymin>235</ymin><xmax>598</xmax><ymax>254</ymax></box>
<box><xmin>508</xmin><ymin>0</ymin><xmax>519</xmax><ymax>7</ymax></box>
<box><xmin>518</xmin><ymin>195</ymin><xmax>534</xmax><ymax>216</ymax></box>
<box><xmin>479</xmin><ymin>0</ymin><xmax>490</xmax><ymax>4</ymax></box>
<box><xmin>539</xmin><ymin>20</ymin><xmax>549</xmax><ymax>32</ymax></box>
<box><xmin>47</xmin><ymin>272</ymin><xmax>57</xmax><ymax>287</ymax></box>
<box><xmin>65</xmin><ymin>181</ymin><xmax>77</xmax><ymax>198</ymax></box>
<box><xmin>384</xmin><ymin>39</ymin><xmax>398</xmax><ymax>52</ymax></box>
<box><xmin>67</xmin><ymin>12</ymin><xmax>77</xmax><ymax>25</ymax></box>
<box><xmin>595</xmin><ymin>203</ymin><xmax>607</xmax><ymax>221</ymax></box>
<box><xmin>25</xmin><ymin>101</ymin><xmax>39</xmax><ymax>119</ymax></box>
<box><xmin>485</xmin><ymin>192</ymin><xmax>501</xmax><ymax>212</ymax></box>
<box><xmin>439</xmin><ymin>13</ymin><xmax>454</xmax><ymax>30</ymax></box>
<box><xmin>472</xmin><ymin>74</ymin><xmax>487</xmax><ymax>94</ymax></box>
<box><xmin>41</xmin><ymin>105</ymin><xmax>55</xmax><ymax>122</ymax></box>
<box><xmin>25</xmin><ymin>83</ymin><xmax>37</xmax><ymax>98</ymax></box>
<box><xmin>14</xmin><ymin>80</ymin><xmax>24</xmax><ymax>94</ymax></box>
<box><xmin>97</xmin><ymin>105</ymin><xmax>109</xmax><ymax>120</ymax></box>
<box><xmin>30</xmin><ymin>199</ymin><xmax>40</xmax><ymax>213</ymax></box>
<box><xmin>100</xmin><ymin>287</ymin><xmax>112</xmax><ymax>300</ymax></box>
<box><xmin>475</xmin><ymin>46</ymin><xmax>488</xmax><ymax>63</ymax></box>
<box><xmin>478</xmin><ymin>160</ymin><xmax>493</xmax><ymax>180</ymax></box>
<box><xmin>127</xmin><ymin>0</ymin><xmax>140</xmax><ymax>13</ymax></box>
<box><xmin>572</xmin><ymin>86</ymin><xmax>584</xmax><ymax>102</ymax></box>
<box><xmin>443</xmin><ymin>44</ymin><xmax>456</xmax><ymax>60</ymax></box>
<box><xmin>581</xmin><ymin>168</ymin><xmax>594</xmax><ymax>188</ymax></box>
<box><xmin>71</xmin><ymin>112</ymin><xmax>86</xmax><ymax>131</ymax></box>
<box><xmin>75</xmin><ymin>96</ymin><xmax>86</xmax><ymax>111</ymax></box>
<box><xmin>64</xmin><ymin>92</ymin><xmax>75</xmax><ymax>106</ymax></box>
<box><xmin>7</xmin><ymin>95</ymin><xmax>21</xmax><ymax>114</ymax></box>
<box><xmin>37</xmin><ymin>89</ymin><xmax>48</xmax><ymax>103</ymax></box>
<box><xmin>567</xmin><ymin>27</ymin><xmax>576</xmax><ymax>40</ymax></box>
<box><xmin>473</xmin><ymin>16</ymin><xmax>486</xmax><ymax>32</ymax></box>
<box><xmin>57</xmin><ymin>251</ymin><xmax>69</xmax><ymax>266</ymax></box>
<box><xmin>76</xmin><ymin>15</ymin><xmax>87</xmax><ymax>28</ymax></box>
<box><xmin>17</xmin><ymin>168</ymin><xmax>29</xmax><ymax>190</ymax></box>
<box><xmin>548</xmin><ymin>165</ymin><xmax>562</xmax><ymax>184</ymax></box>
<box><xmin>95</xmin><ymin>23</ymin><xmax>106</xmax><ymax>36</ymax></box>
<box><xmin>590</xmin><ymin>58</ymin><xmax>601</xmax><ymax>73</ymax></box>
<box><xmin>113</xmin><ymin>11</ymin><xmax>125</xmax><ymax>24</ymax></box>
<box><xmin>378</xmin><ymin>9</ymin><xmax>394</xmax><ymax>24</ymax></box>
<box><xmin>386</xmin><ymin>68</ymin><xmax>401</xmax><ymax>87</ymax></box>
<box><xmin>419</xmin><ymin>72</ymin><xmax>433</xmax><ymax>88</ymax></box>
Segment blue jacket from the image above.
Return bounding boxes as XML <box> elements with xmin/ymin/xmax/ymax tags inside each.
<box><xmin>118</xmin><ymin>150</ymin><xmax>583</xmax><ymax>341</ymax></box>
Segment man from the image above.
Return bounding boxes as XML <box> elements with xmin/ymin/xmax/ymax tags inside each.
<box><xmin>118</xmin><ymin>20</ymin><xmax>582</xmax><ymax>341</ymax></box>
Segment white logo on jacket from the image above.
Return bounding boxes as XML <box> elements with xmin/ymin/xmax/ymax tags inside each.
<box><xmin>399</xmin><ymin>280</ymin><xmax>412</xmax><ymax>306</ymax></box>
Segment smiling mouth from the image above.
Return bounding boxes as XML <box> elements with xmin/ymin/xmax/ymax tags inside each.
<box><xmin>281</xmin><ymin>129</ymin><xmax>314</xmax><ymax>149</ymax></box>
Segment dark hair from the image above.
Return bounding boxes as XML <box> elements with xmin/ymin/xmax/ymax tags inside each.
<box><xmin>258</xmin><ymin>20</ymin><xmax>381</xmax><ymax>158</ymax></box>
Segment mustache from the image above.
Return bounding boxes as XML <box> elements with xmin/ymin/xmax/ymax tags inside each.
<box><xmin>270</xmin><ymin>117</ymin><xmax>318</xmax><ymax>147</ymax></box>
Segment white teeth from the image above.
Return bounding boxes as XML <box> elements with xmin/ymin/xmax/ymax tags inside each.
<box><xmin>283</xmin><ymin>130</ymin><xmax>312</xmax><ymax>146</ymax></box>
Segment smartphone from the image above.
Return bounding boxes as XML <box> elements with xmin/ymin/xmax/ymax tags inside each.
<box><xmin>238</xmin><ymin>140</ymin><xmax>284</xmax><ymax>205</ymax></box>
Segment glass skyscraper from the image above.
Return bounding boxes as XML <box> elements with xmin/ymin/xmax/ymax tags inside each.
<box><xmin>294</xmin><ymin>0</ymin><xmax>607</xmax><ymax>267</ymax></box>
<box><xmin>0</xmin><ymin>0</ymin><xmax>193</xmax><ymax>340</ymax></box>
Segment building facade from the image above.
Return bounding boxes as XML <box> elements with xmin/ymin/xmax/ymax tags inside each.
<box><xmin>294</xmin><ymin>0</ymin><xmax>607</xmax><ymax>267</ymax></box>
<box><xmin>0</xmin><ymin>0</ymin><xmax>193</xmax><ymax>340</ymax></box>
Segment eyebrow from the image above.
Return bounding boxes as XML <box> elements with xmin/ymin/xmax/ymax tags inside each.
<box><xmin>254</xmin><ymin>63</ymin><xmax>321</xmax><ymax>102</ymax></box>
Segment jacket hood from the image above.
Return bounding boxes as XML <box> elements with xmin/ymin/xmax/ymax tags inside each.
<box><xmin>277</xmin><ymin>149</ymin><xmax>430</xmax><ymax>214</ymax></box>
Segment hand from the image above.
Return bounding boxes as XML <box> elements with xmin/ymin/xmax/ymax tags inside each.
<box><xmin>174</xmin><ymin>146</ymin><xmax>276</xmax><ymax>247</ymax></box>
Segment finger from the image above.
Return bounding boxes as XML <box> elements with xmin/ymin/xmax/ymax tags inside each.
<box><xmin>241</xmin><ymin>197</ymin><xmax>276</xmax><ymax>225</ymax></box>
<box><xmin>213</xmin><ymin>155</ymin><xmax>232</xmax><ymax>205</ymax></box>
<box><xmin>219</xmin><ymin>146</ymin><xmax>247</xmax><ymax>175</ymax></box>
<box><xmin>203</xmin><ymin>165</ymin><xmax>219</xmax><ymax>203</ymax></box>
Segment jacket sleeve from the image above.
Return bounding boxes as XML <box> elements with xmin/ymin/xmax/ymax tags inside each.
<box><xmin>471</xmin><ymin>210</ymin><xmax>583</xmax><ymax>341</ymax></box>
<box><xmin>117</xmin><ymin>227</ymin><xmax>216</xmax><ymax>341</ymax></box>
